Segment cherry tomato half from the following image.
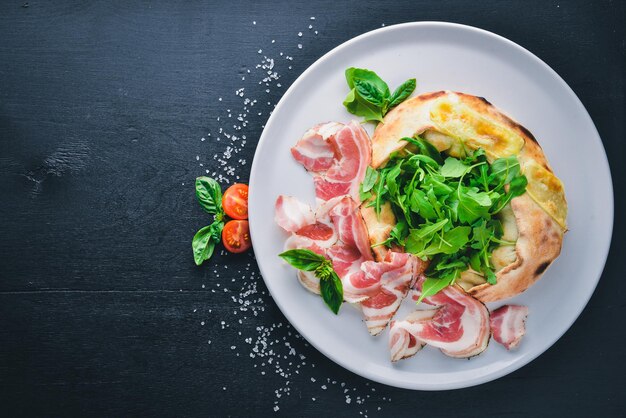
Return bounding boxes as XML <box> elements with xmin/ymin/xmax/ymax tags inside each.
<box><xmin>222</xmin><ymin>220</ymin><xmax>252</xmax><ymax>253</ymax></box>
<box><xmin>222</xmin><ymin>183</ymin><xmax>249</xmax><ymax>220</ymax></box>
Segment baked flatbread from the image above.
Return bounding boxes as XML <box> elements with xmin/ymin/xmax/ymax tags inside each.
<box><xmin>362</xmin><ymin>91</ymin><xmax>567</xmax><ymax>302</ymax></box>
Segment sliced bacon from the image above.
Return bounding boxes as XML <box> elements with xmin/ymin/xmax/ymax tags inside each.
<box><xmin>328</xmin><ymin>196</ymin><xmax>372</xmax><ymax>259</ymax></box>
<box><xmin>490</xmin><ymin>305</ymin><xmax>529</xmax><ymax>350</ymax></box>
<box><xmin>360</xmin><ymin>252</ymin><xmax>425</xmax><ymax>336</ymax></box>
<box><xmin>291</xmin><ymin>122</ymin><xmax>342</xmax><ymax>172</ymax></box>
<box><xmin>274</xmin><ymin>195</ymin><xmax>315</xmax><ymax>233</ymax></box>
<box><xmin>393</xmin><ymin>284</ymin><xmax>490</xmax><ymax>359</ymax></box>
<box><xmin>325</xmin><ymin>196</ymin><xmax>376</xmax><ymax>303</ymax></box>
<box><xmin>292</xmin><ymin>121</ymin><xmax>372</xmax><ymax>203</ymax></box>
<box><xmin>389</xmin><ymin>310</ymin><xmax>434</xmax><ymax>361</ymax></box>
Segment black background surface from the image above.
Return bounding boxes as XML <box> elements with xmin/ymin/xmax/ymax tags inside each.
<box><xmin>0</xmin><ymin>1</ymin><xmax>624</xmax><ymax>416</ymax></box>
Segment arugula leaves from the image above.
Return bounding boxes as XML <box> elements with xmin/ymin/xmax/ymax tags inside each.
<box><xmin>368</xmin><ymin>138</ymin><xmax>528</xmax><ymax>298</ymax></box>
<box><xmin>192</xmin><ymin>177</ymin><xmax>225</xmax><ymax>266</ymax></box>
<box><xmin>279</xmin><ymin>249</ymin><xmax>344</xmax><ymax>314</ymax></box>
<box><xmin>343</xmin><ymin>68</ymin><xmax>416</xmax><ymax>123</ymax></box>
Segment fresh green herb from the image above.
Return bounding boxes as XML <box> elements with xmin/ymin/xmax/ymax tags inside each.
<box><xmin>343</xmin><ymin>68</ymin><xmax>416</xmax><ymax>123</ymax></box>
<box><xmin>195</xmin><ymin>177</ymin><xmax>223</xmax><ymax>216</ymax></box>
<box><xmin>279</xmin><ymin>249</ymin><xmax>344</xmax><ymax>314</ymax></box>
<box><xmin>192</xmin><ymin>176</ymin><xmax>225</xmax><ymax>266</ymax></box>
<box><xmin>192</xmin><ymin>222</ymin><xmax>223</xmax><ymax>265</ymax></box>
<box><xmin>367</xmin><ymin>138</ymin><xmax>527</xmax><ymax>298</ymax></box>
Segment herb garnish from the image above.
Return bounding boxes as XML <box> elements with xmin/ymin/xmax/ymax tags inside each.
<box><xmin>279</xmin><ymin>249</ymin><xmax>344</xmax><ymax>314</ymax></box>
<box><xmin>363</xmin><ymin>137</ymin><xmax>527</xmax><ymax>302</ymax></box>
<box><xmin>192</xmin><ymin>177</ymin><xmax>225</xmax><ymax>265</ymax></box>
<box><xmin>343</xmin><ymin>68</ymin><xmax>416</xmax><ymax>123</ymax></box>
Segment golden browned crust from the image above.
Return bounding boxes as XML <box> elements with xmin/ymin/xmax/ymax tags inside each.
<box><xmin>365</xmin><ymin>91</ymin><xmax>567</xmax><ymax>302</ymax></box>
<box><xmin>360</xmin><ymin>201</ymin><xmax>395</xmax><ymax>261</ymax></box>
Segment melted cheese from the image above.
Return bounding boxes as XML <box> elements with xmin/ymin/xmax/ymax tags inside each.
<box><xmin>429</xmin><ymin>97</ymin><xmax>525</xmax><ymax>160</ymax></box>
<box><xmin>523</xmin><ymin>160</ymin><xmax>568</xmax><ymax>229</ymax></box>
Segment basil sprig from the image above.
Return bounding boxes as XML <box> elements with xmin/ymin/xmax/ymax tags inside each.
<box><xmin>192</xmin><ymin>177</ymin><xmax>225</xmax><ymax>265</ymax></box>
<box><xmin>279</xmin><ymin>249</ymin><xmax>344</xmax><ymax>314</ymax></box>
<box><xmin>343</xmin><ymin>68</ymin><xmax>416</xmax><ymax>123</ymax></box>
<box><xmin>365</xmin><ymin>138</ymin><xmax>528</xmax><ymax>302</ymax></box>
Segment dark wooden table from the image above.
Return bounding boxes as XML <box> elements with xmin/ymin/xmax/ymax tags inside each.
<box><xmin>1</xmin><ymin>1</ymin><xmax>624</xmax><ymax>416</ymax></box>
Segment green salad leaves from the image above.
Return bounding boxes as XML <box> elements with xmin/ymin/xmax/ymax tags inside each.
<box><xmin>192</xmin><ymin>177</ymin><xmax>225</xmax><ymax>265</ymax></box>
<box><xmin>343</xmin><ymin>68</ymin><xmax>416</xmax><ymax>123</ymax></box>
<box><xmin>279</xmin><ymin>249</ymin><xmax>343</xmax><ymax>314</ymax></box>
<box><xmin>364</xmin><ymin>138</ymin><xmax>527</xmax><ymax>302</ymax></box>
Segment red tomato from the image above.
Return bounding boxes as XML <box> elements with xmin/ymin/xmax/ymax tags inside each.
<box><xmin>222</xmin><ymin>183</ymin><xmax>249</xmax><ymax>220</ymax></box>
<box><xmin>222</xmin><ymin>220</ymin><xmax>252</xmax><ymax>253</ymax></box>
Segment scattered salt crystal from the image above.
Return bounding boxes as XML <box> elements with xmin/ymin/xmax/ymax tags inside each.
<box><xmin>298</xmin><ymin>32</ymin><xmax>302</xmax><ymax>37</ymax></box>
<box><xmin>297</xmin><ymin>44</ymin><xmax>302</xmax><ymax>49</ymax></box>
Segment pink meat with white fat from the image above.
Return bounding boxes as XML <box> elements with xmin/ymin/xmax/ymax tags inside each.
<box><xmin>360</xmin><ymin>252</ymin><xmax>425</xmax><ymax>336</ymax></box>
<box><xmin>490</xmin><ymin>305</ymin><xmax>529</xmax><ymax>350</ymax></box>
<box><xmin>291</xmin><ymin>121</ymin><xmax>372</xmax><ymax>203</ymax></box>
<box><xmin>326</xmin><ymin>196</ymin><xmax>376</xmax><ymax>303</ymax></box>
<box><xmin>389</xmin><ymin>284</ymin><xmax>490</xmax><ymax>360</ymax></box>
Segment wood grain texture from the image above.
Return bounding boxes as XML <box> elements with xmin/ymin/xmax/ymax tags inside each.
<box><xmin>0</xmin><ymin>0</ymin><xmax>624</xmax><ymax>416</ymax></box>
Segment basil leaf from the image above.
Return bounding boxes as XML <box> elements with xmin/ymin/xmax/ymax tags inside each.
<box><xmin>192</xmin><ymin>221</ymin><xmax>223</xmax><ymax>266</ymax></box>
<box><xmin>195</xmin><ymin>177</ymin><xmax>223</xmax><ymax>215</ymax></box>
<box><xmin>388</xmin><ymin>78</ymin><xmax>416</xmax><ymax>108</ymax></box>
<box><xmin>440</xmin><ymin>157</ymin><xmax>470</xmax><ymax>178</ymax></box>
<box><xmin>353</xmin><ymin>79</ymin><xmax>385</xmax><ymax>107</ymax></box>
<box><xmin>320</xmin><ymin>269</ymin><xmax>343</xmax><ymax>314</ymax></box>
<box><xmin>417</xmin><ymin>277</ymin><xmax>454</xmax><ymax>304</ymax></box>
<box><xmin>278</xmin><ymin>249</ymin><xmax>326</xmax><ymax>271</ymax></box>
<box><xmin>343</xmin><ymin>88</ymin><xmax>384</xmax><ymax>123</ymax></box>
<box><xmin>345</xmin><ymin>67</ymin><xmax>390</xmax><ymax>97</ymax></box>
<box><xmin>362</xmin><ymin>166</ymin><xmax>379</xmax><ymax>193</ymax></box>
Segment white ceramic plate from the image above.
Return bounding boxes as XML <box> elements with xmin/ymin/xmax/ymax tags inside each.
<box><xmin>248</xmin><ymin>22</ymin><xmax>613</xmax><ymax>390</ymax></box>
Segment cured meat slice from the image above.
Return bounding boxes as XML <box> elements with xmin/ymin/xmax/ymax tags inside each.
<box><xmin>291</xmin><ymin>122</ymin><xmax>342</xmax><ymax>172</ymax></box>
<box><xmin>274</xmin><ymin>195</ymin><xmax>315</xmax><ymax>233</ymax></box>
<box><xmin>327</xmin><ymin>244</ymin><xmax>378</xmax><ymax>303</ymax></box>
<box><xmin>275</xmin><ymin>195</ymin><xmax>338</xmax><ymax>248</ymax></box>
<box><xmin>391</xmin><ymin>284</ymin><xmax>490</xmax><ymax>359</ymax></box>
<box><xmin>328</xmin><ymin>196</ymin><xmax>372</xmax><ymax>260</ymax></box>
<box><xmin>360</xmin><ymin>252</ymin><xmax>425</xmax><ymax>336</ymax></box>
<box><xmin>326</xmin><ymin>196</ymin><xmax>375</xmax><ymax>303</ymax></box>
<box><xmin>389</xmin><ymin>310</ymin><xmax>434</xmax><ymax>361</ymax></box>
<box><xmin>490</xmin><ymin>305</ymin><xmax>529</xmax><ymax>350</ymax></box>
<box><xmin>292</xmin><ymin>121</ymin><xmax>372</xmax><ymax>203</ymax></box>
<box><xmin>314</xmin><ymin>121</ymin><xmax>372</xmax><ymax>202</ymax></box>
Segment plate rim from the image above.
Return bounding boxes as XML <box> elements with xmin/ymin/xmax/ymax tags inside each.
<box><xmin>248</xmin><ymin>21</ymin><xmax>614</xmax><ymax>390</ymax></box>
